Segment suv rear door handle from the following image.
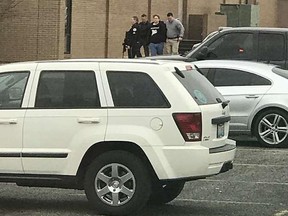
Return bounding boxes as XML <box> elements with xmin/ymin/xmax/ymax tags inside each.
<box><xmin>245</xmin><ymin>95</ymin><xmax>259</xmax><ymax>99</ymax></box>
<box><xmin>0</xmin><ymin>119</ymin><xmax>18</xmax><ymax>125</ymax></box>
<box><xmin>77</xmin><ymin>118</ymin><xmax>101</xmax><ymax>124</ymax></box>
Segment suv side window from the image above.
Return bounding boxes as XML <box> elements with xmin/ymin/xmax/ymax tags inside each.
<box><xmin>35</xmin><ymin>71</ymin><xmax>100</xmax><ymax>108</ymax></box>
<box><xmin>0</xmin><ymin>72</ymin><xmax>29</xmax><ymax>109</ymax></box>
<box><xmin>107</xmin><ymin>71</ymin><xmax>170</xmax><ymax>108</ymax></box>
<box><xmin>207</xmin><ymin>33</ymin><xmax>254</xmax><ymax>60</ymax></box>
<box><xmin>259</xmin><ymin>33</ymin><xmax>285</xmax><ymax>61</ymax></box>
<box><xmin>212</xmin><ymin>68</ymin><xmax>271</xmax><ymax>87</ymax></box>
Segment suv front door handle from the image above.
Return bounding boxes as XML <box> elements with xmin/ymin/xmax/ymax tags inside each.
<box><xmin>245</xmin><ymin>95</ymin><xmax>259</xmax><ymax>99</ymax></box>
<box><xmin>77</xmin><ymin>118</ymin><xmax>101</xmax><ymax>124</ymax></box>
<box><xmin>0</xmin><ymin>119</ymin><xmax>18</xmax><ymax>125</ymax></box>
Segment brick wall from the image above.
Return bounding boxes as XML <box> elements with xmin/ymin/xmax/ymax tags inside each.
<box><xmin>70</xmin><ymin>0</ymin><xmax>106</xmax><ymax>58</ymax></box>
<box><xmin>151</xmin><ymin>0</ymin><xmax>177</xmax><ymax>22</ymax></box>
<box><xmin>108</xmin><ymin>0</ymin><xmax>151</xmax><ymax>58</ymax></box>
<box><xmin>0</xmin><ymin>0</ymin><xmax>285</xmax><ymax>62</ymax></box>
<box><xmin>0</xmin><ymin>0</ymin><xmax>64</xmax><ymax>63</ymax></box>
<box><xmin>277</xmin><ymin>0</ymin><xmax>288</xmax><ymax>28</ymax></box>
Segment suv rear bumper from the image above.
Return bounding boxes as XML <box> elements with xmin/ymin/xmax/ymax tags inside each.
<box><xmin>206</xmin><ymin>139</ymin><xmax>236</xmax><ymax>176</ymax></box>
<box><xmin>148</xmin><ymin>139</ymin><xmax>236</xmax><ymax>180</ymax></box>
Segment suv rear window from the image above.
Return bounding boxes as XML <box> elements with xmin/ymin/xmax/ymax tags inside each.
<box><xmin>174</xmin><ymin>69</ymin><xmax>224</xmax><ymax>105</ymax></box>
<box><xmin>107</xmin><ymin>71</ymin><xmax>170</xmax><ymax>108</ymax></box>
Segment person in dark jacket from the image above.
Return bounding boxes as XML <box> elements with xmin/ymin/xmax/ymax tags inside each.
<box><xmin>149</xmin><ymin>14</ymin><xmax>167</xmax><ymax>56</ymax></box>
<box><xmin>138</xmin><ymin>14</ymin><xmax>150</xmax><ymax>57</ymax></box>
<box><xmin>124</xmin><ymin>16</ymin><xmax>141</xmax><ymax>58</ymax></box>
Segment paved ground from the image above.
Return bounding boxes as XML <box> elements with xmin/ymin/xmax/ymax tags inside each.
<box><xmin>0</xmin><ymin>139</ymin><xmax>287</xmax><ymax>216</ymax></box>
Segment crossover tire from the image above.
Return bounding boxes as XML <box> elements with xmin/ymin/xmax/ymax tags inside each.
<box><xmin>148</xmin><ymin>181</ymin><xmax>185</xmax><ymax>205</ymax></box>
<box><xmin>84</xmin><ymin>150</ymin><xmax>152</xmax><ymax>215</ymax></box>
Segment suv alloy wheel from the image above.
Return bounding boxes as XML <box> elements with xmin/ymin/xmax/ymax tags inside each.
<box><xmin>84</xmin><ymin>150</ymin><xmax>152</xmax><ymax>215</ymax></box>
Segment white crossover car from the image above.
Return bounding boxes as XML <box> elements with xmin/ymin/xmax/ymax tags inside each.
<box><xmin>195</xmin><ymin>60</ymin><xmax>288</xmax><ymax>148</ymax></box>
<box><xmin>0</xmin><ymin>59</ymin><xmax>235</xmax><ymax>215</ymax></box>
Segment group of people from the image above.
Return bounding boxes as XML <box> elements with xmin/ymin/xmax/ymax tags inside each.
<box><xmin>123</xmin><ymin>13</ymin><xmax>185</xmax><ymax>58</ymax></box>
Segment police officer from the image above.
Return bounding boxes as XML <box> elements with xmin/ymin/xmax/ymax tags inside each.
<box><xmin>124</xmin><ymin>16</ymin><xmax>141</xmax><ymax>58</ymax></box>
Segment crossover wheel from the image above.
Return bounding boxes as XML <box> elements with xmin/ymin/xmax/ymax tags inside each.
<box><xmin>84</xmin><ymin>150</ymin><xmax>151</xmax><ymax>216</ymax></box>
<box><xmin>254</xmin><ymin>109</ymin><xmax>288</xmax><ymax>148</ymax></box>
<box><xmin>148</xmin><ymin>181</ymin><xmax>185</xmax><ymax>205</ymax></box>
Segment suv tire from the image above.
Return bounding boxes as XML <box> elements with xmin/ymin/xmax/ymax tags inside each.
<box><xmin>84</xmin><ymin>150</ymin><xmax>151</xmax><ymax>215</ymax></box>
<box><xmin>148</xmin><ymin>181</ymin><xmax>185</xmax><ymax>205</ymax></box>
<box><xmin>254</xmin><ymin>109</ymin><xmax>288</xmax><ymax>148</ymax></box>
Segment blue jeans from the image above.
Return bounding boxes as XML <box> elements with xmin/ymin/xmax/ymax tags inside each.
<box><xmin>149</xmin><ymin>42</ymin><xmax>164</xmax><ymax>56</ymax></box>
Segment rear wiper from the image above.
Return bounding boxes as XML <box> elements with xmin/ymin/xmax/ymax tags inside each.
<box><xmin>222</xmin><ymin>100</ymin><xmax>230</xmax><ymax>109</ymax></box>
<box><xmin>216</xmin><ymin>98</ymin><xmax>230</xmax><ymax>109</ymax></box>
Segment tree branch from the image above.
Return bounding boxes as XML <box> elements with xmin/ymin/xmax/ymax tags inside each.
<box><xmin>0</xmin><ymin>0</ymin><xmax>24</xmax><ymax>22</ymax></box>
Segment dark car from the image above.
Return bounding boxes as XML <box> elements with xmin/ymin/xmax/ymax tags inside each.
<box><xmin>150</xmin><ymin>27</ymin><xmax>288</xmax><ymax>69</ymax></box>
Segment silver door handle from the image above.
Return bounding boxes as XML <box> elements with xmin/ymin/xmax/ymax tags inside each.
<box><xmin>77</xmin><ymin>118</ymin><xmax>101</xmax><ymax>124</ymax></box>
<box><xmin>0</xmin><ymin>119</ymin><xmax>18</xmax><ymax>125</ymax></box>
<box><xmin>245</xmin><ymin>95</ymin><xmax>259</xmax><ymax>99</ymax></box>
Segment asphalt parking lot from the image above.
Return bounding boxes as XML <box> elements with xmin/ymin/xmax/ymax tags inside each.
<box><xmin>0</xmin><ymin>138</ymin><xmax>287</xmax><ymax>216</ymax></box>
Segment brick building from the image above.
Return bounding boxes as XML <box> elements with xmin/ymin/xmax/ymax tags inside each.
<box><xmin>0</xmin><ymin>0</ymin><xmax>288</xmax><ymax>62</ymax></box>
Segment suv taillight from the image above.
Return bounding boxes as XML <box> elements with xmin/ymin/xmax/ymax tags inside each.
<box><xmin>173</xmin><ymin>113</ymin><xmax>202</xmax><ymax>142</ymax></box>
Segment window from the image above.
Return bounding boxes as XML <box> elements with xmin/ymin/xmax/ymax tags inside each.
<box><xmin>107</xmin><ymin>71</ymin><xmax>169</xmax><ymax>108</ymax></box>
<box><xmin>35</xmin><ymin>71</ymin><xmax>100</xmax><ymax>108</ymax></box>
<box><xmin>174</xmin><ymin>69</ymin><xmax>224</xmax><ymax>105</ymax></box>
<box><xmin>259</xmin><ymin>33</ymin><xmax>285</xmax><ymax>61</ymax></box>
<box><xmin>213</xmin><ymin>69</ymin><xmax>271</xmax><ymax>87</ymax></box>
<box><xmin>197</xmin><ymin>68</ymin><xmax>209</xmax><ymax>77</ymax></box>
<box><xmin>0</xmin><ymin>72</ymin><xmax>29</xmax><ymax>109</ymax></box>
<box><xmin>207</xmin><ymin>33</ymin><xmax>254</xmax><ymax>60</ymax></box>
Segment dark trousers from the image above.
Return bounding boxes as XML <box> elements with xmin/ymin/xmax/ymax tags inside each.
<box><xmin>128</xmin><ymin>43</ymin><xmax>141</xmax><ymax>58</ymax></box>
<box><xmin>139</xmin><ymin>39</ymin><xmax>149</xmax><ymax>57</ymax></box>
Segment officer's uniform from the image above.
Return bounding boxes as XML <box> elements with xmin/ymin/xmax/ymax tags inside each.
<box><xmin>124</xmin><ymin>23</ymin><xmax>141</xmax><ymax>58</ymax></box>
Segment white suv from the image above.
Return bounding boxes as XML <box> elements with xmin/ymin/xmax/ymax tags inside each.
<box><xmin>0</xmin><ymin>59</ymin><xmax>235</xmax><ymax>215</ymax></box>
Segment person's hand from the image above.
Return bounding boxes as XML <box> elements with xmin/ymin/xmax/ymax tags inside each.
<box><xmin>178</xmin><ymin>37</ymin><xmax>183</xmax><ymax>41</ymax></box>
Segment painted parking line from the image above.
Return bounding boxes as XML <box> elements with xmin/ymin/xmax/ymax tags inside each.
<box><xmin>275</xmin><ymin>210</ymin><xmax>288</xmax><ymax>216</ymax></box>
<box><xmin>175</xmin><ymin>198</ymin><xmax>273</xmax><ymax>206</ymax></box>
<box><xmin>198</xmin><ymin>179</ymin><xmax>288</xmax><ymax>186</ymax></box>
<box><xmin>234</xmin><ymin>163</ymin><xmax>288</xmax><ymax>167</ymax></box>
<box><xmin>236</xmin><ymin>148</ymin><xmax>288</xmax><ymax>153</ymax></box>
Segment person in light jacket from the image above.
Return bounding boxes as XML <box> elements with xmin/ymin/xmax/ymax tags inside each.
<box><xmin>165</xmin><ymin>12</ymin><xmax>185</xmax><ymax>55</ymax></box>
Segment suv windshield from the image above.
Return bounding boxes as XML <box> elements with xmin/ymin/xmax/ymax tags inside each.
<box><xmin>185</xmin><ymin>31</ymin><xmax>220</xmax><ymax>58</ymax></box>
<box><xmin>174</xmin><ymin>69</ymin><xmax>224</xmax><ymax>105</ymax></box>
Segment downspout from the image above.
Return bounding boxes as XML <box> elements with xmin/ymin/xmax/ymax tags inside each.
<box><xmin>36</xmin><ymin>0</ymin><xmax>40</xmax><ymax>59</ymax></box>
<box><xmin>104</xmin><ymin>0</ymin><xmax>110</xmax><ymax>58</ymax></box>
<box><xmin>56</xmin><ymin>0</ymin><xmax>61</xmax><ymax>59</ymax></box>
<box><xmin>148</xmin><ymin>0</ymin><xmax>151</xmax><ymax>21</ymax></box>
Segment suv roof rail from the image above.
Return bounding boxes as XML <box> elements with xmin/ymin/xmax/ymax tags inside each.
<box><xmin>218</xmin><ymin>27</ymin><xmax>232</xmax><ymax>31</ymax></box>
